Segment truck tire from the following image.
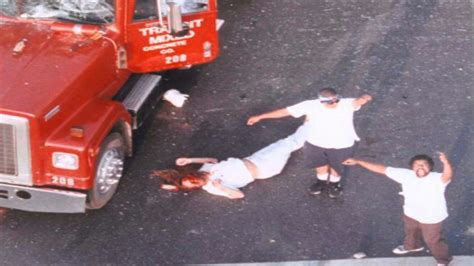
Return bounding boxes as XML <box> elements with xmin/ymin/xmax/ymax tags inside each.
<box><xmin>86</xmin><ymin>132</ymin><xmax>125</xmax><ymax>209</ymax></box>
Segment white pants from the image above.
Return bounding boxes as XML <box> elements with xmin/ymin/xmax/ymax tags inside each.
<box><xmin>246</xmin><ymin>125</ymin><xmax>307</xmax><ymax>179</ymax></box>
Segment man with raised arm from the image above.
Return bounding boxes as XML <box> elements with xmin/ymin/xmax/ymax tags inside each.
<box><xmin>247</xmin><ymin>87</ymin><xmax>372</xmax><ymax>198</ymax></box>
<box><xmin>343</xmin><ymin>152</ymin><xmax>453</xmax><ymax>266</ymax></box>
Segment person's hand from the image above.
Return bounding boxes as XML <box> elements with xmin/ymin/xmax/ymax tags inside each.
<box><xmin>247</xmin><ymin>115</ymin><xmax>261</xmax><ymax>126</ymax></box>
<box><xmin>160</xmin><ymin>184</ymin><xmax>178</xmax><ymax>191</ymax></box>
<box><xmin>437</xmin><ymin>152</ymin><xmax>449</xmax><ymax>164</ymax></box>
<box><xmin>353</xmin><ymin>94</ymin><xmax>373</xmax><ymax>108</ymax></box>
<box><xmin>342</xmin><ymin>158</ymin><xmax>358</xmax><ymax>165</ymax></box>
<box><xmin>361</xmin><ymin>94</ymin><xmax>373</xmax><ymax>102</ymax></box>
<box><xmin>176</xmin><ymin>157</ymin><xmax>191</xmax><ymax>166</ymax></box>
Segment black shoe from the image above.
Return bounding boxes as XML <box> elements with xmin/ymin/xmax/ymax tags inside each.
<box><xmin>309</xmin><ymin>180</ymin><xmax>326</xmax><ymax>195</ymax></box>
<box><xmin>328</xmin><ymin>182</ymin><xmax>342</xmax><ymax>198</ymax></box>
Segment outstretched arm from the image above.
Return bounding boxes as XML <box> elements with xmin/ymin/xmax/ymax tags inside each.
<box><xmin>352</xmin><ymin>94</ymin><xmax>373</xmax><ymax>108</ymax></box>
<box><xmin>247</xmin><ymin>108</ymin><xmax>291</xmax><ymax>125</ymax></box>
<box><xmin>176</xmin><ymin>157</ymin><xmax>218</xmax><ymax>166</ymax></box>
<box><xmin>211</xmin><ymin>180</ymin><xmax>245</xmax><ymax>199</ymax></box>
<box><xmin>438</xmin><ymin>152</ymin><xmax>453</xmax><ymax>184</ymax></box>
<box><xmin>343</xmin><ymin>158</ymin><xmax>387</xmax><ymax>175</ymax></box>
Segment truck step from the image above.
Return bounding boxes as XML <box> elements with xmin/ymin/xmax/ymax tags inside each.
<box><xmin>122</xmin><ymin>74</ymin><xmax>161</xmax><ymax>129</ymax></box>
<box><xmin>123</xmin><ymin>74</ymin><xmax>161</xmax><ymax>112</ymax></box>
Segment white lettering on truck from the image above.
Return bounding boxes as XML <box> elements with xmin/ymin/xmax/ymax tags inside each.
<box><xmin>139</xmin><ymin>19</ymin><xmax>204</xmax><ymax>54</ymax></box>
<box><xmin>138</xmin><ymin>19</ymin><xmax>203</xmax><ymax>37</ymax></box>
<box><xmin>149</xmin><ymin>30</ymin><xmax>195</xmax><ymax>45</ymax></box>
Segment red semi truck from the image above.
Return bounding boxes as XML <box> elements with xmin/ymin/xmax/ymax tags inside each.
<box><xmin>0</xmin><ymin>0</ymin><xmax>221</xmax><ymax>213</ymax></box>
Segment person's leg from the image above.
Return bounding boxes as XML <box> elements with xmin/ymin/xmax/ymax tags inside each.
<box><xmin>327</xmin><ymin>146</ymin><xmax>354</xmax><ymax>179</ymax></box>
<box><xmin>325</xmin><ymin>146</ymin><xmax>354</xmax><ymax>198</ymax></box>
<box><xmin>247</xmin><ymin>127</ymin><xmax>307</xmax><ymax>179</ymax></box>
<box><xmin>310</xmin><ymin>165</ymin><xmax>330</xmax><ymax>195</ymax></box>
<box><xmin>328</xmin><ymin>167</ymin><xmax>341</xmax><ymax>181</ymax></box>
<box><xmin>403</xmin><ymin>215</ymin><xmax>423</xmax><ymax>250</ymax></box>
<box><xmin>420</xmin><ymin>221</ymin><xmax>452</xmax><ymax>265</ymax></box>
<box><xmin>393</xmin><ymin>215</ymin><xmax>424</xmax><ymax>254</ymax></box>
<box><xmin>316</xmin><ymin>165</ymin><xmax>330</xmax><ymax>176</ymax></box>
<box><xmin>315</xmin><ymin>165</ymin><xmax>330</xmax><ymax>181</ymax></box>
<box><xmin>303</xmin><ymin>143</ymin><xmax>329</xmax><ymax>195</ymax></box>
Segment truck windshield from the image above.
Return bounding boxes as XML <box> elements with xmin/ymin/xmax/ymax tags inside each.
<box><xmin>0</xmin><ymin>0</ymin><xmax>115</xmax><ymax>25</ymax></box>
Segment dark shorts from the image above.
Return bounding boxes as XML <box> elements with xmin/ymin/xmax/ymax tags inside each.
<box><xmin>303</xmin><ymin>143</ymin><xmax>354</xmax><ymax>175</ymax></box>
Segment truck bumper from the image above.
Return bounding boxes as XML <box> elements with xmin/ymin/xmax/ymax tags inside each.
<box><xmin>0</xmin><ymin>183</ymin><xmax>86</xmax><ymax>213</ymax></box>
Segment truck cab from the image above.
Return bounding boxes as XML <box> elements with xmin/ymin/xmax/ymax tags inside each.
<box><xmin>0</xmin><ymin>0</ymin><xmax>220</xmax><ymax>213</ymax></box>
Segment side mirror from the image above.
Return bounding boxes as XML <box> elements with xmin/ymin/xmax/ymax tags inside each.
<box><xmin>167</xmin><ymin>2</ymin><xmax>190</xmax><ymax>37</ymax></box>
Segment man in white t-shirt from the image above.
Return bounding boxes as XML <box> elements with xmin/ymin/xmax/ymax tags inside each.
<box><xmin>343</xmin><ymin>153</ymin><xmax>453</xmax><ymax>266</ymax></box>
<box><xmin>247</xmin><ymin>88</ymin><xmax>372</xmax><ymax>198</ymax></box>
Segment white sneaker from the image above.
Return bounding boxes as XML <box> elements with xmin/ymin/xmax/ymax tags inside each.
<box><xmin>392</xmin><ymin>245</ymin><xmax>424</xmax><ymax>255</ymax></box>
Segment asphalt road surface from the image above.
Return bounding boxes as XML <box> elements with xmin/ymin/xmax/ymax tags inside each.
<box><xmin>1</xmin><ymin>0</ymin><xmax>474</xmax><ymax>265</ymax></box>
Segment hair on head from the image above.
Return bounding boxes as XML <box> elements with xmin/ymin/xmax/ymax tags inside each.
<box><xmin>319</xmin><ymin>87</ymin><xmax>338</xmax><ymax>98</ymax></box>
<box><xmin>151</xmin><ymin>167</ymin><xmax>208</xmax><ymax>191</ymax></box>
<box><xmin>409</xmin><ymin>154</ymin><xmax>434</xmax><ymax>171</ymax></box>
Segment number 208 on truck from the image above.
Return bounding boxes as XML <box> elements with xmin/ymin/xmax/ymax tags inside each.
<box><xmin>0</xmin><ymin>0</ymin><xmax>222</xmax><ymax>213</ymax></box>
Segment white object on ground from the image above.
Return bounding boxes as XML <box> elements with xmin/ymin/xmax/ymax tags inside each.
<box><xmin>163</xmin><ymin>89</ymin><xmax>189</xmax><ymax>107</ymax></box>
<box><xmin>216</xmin><ymin>19</ymin><xmax>225</xmax><ymax>30</ymax></box>
<box><xmin>352</xmin><ymin>252</ymin><xmax>367</xmax><ymax>259</ymax></box>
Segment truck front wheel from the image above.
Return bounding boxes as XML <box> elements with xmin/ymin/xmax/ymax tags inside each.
<box><xmin>87</xmin><ymin>132</ymin><xmax>126</xmax><ymax>209</ymax></box>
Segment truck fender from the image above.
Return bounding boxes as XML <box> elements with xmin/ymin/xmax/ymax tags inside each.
<box><xmin>44</xmin><ymin>99</ymin><xmax>132</xmax><ymax>189</ymax></box>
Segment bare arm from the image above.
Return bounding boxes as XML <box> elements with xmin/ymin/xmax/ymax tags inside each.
<box><xmin>176</xmin><ymin>157</ymin><xmax>218</xmax><ymax>166</ymax></box>
<box><xmin>438</xmin><ymin>152</ymin><xmax>453</xmax><ymax>184</ymax></box>
<box><xmin>211</xmin><ymin>180</ymin><xmax>245</xmax><ymax>199</ymax></box>
<box><xmin>352</xmin><ymin>94</ymin><xmax>373</xmax><ymax>108</ymax></box>
<box><xmin>247</xmin><ymin>108</ymin><xmax>291</xmax><ymax>125</ymax></box>
<box><xmin>343</xmin><ymin>158</ymin><xmax>387</xmax><ymax>175</ymax></box>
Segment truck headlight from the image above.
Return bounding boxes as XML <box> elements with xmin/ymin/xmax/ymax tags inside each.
<box><xmin>52</xmin><ymin>152</ymin><xmax>79</xmax><ymax>170</ymax></box>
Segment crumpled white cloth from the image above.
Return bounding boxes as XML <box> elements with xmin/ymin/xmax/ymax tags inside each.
<box><xmin>163</xmin><ymin>89</ymin><xmax>189</xmax><ymax>107</ymax></box>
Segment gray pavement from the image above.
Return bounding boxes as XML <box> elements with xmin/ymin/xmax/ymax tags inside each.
<box><xmin>0</xmin><ymin>0</ymin><xmax>473</xmax><ymax>265</ymax></box>
<box><xmin>209</xmin><ymin>255</ymin><xmax>474</xmax><ymax>266</ymax></box>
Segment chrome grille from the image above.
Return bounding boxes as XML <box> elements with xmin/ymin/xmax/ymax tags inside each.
<box><xmin>0</xmin><ymin>123</ymin><xmax>17</xmax><ymax>175</ymax></box>
<box><xmin>0</xmin><ymin>115</ymin><xmax>32</xmax><ymax>185</ymax></box>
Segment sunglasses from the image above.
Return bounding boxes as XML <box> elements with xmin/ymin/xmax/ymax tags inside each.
<box><xmin>319</xmin><ymin>97</ymin><xmax>340</xmax><ymax>104</ymax></box>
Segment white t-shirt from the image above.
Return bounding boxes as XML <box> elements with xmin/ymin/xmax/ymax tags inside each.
<box><xmin>385</xmin><ymin>167</ymin><xmax>449</xmax><ymax>224</ymax></box>
<box><xmin>199</xmin><ymin>158</ymin><xmax>254</xmax><ymax>197</ymax></box>
<box><xmin>286</xmin><ymin>98</ymin><xmax>360</xmax><ymax>149</ymax></box>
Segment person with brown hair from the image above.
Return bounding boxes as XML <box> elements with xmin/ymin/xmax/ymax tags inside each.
<box><xmin>152</xmin><ymin>125</ymin><xmax>308</xmax><ymax>199</ymax></box>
